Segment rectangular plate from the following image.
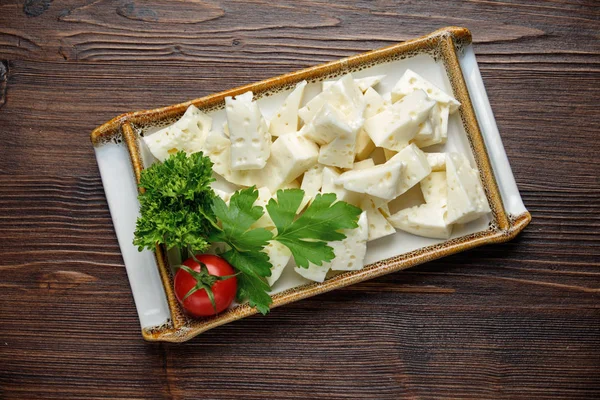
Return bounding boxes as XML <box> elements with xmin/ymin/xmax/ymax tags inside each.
<box><xmin>91</xmin><ymin>27</ymin><xmax>531</xmax><ymax>343</ymax></box>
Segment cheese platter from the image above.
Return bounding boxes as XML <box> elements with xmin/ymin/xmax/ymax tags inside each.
<box><xmin>91</xmin><ymin>27</ymin><xmax>530</xmax><ymax>342</ymax></box>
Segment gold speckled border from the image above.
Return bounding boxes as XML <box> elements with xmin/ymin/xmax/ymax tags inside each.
<box><xmin>91</xmin><ymin>27</ymin><xmax>531</xmax><ymax>343</ymax></box>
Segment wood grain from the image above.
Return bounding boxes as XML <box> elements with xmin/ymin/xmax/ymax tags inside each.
<box><xmin>0</xmin><ymin>0</ymin><xmax>599</xmax><ymax>399</ymax></box>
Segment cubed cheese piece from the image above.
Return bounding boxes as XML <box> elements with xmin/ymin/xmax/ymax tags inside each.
<box><xmin>387</xmin><ymin>143</ymin><xmax>432</xmax><ymax>196</ymax></box>
<box><xmin>391</xmin><ymin>69</ymin><xmax>460</xmax><ymax>112</ymax></box>
<box><xmin>294</xmin><ymin>261</ymin><xmax>330</xmax><ymax>283</ymax></box>
<box><xmin>251</xmin><ymin>187</ymin><xmax>274</xmax><ymax>229</ymax></box>
<box><xmin>330</xmin><ymin>211</ymin><xmax>368</xmax><ymax>271</ymax></box>
<box><xmin>298</xmin><ymin>90</ymin><xmax>328</xmax><ymax>125</ymax></box>
<box><xmin>299</xmin><ymin>164</ymin><xmax>324</xmax><ymax>210</ymax></box>
<box><xmin>302</xmin><ymin>74</ymin><xmax>365</xmax><ymax>129</ymax></box>
<box><xmin>413</xmin><ymin>119</ymin><xmax>434</xmax><ymax>142</ymax></box>
<box><xmin>144</xmin><ymin>105</ymin><xmax>212</xmax><ymax>161</ymax></box>
<box><xmin>388</xmin><ymin>203</ymin><xmax>452</xmax><ymax>239</ymax></box>
<box><xmin>302</xmin><ymin>103</ymin><xmax>353</xmax><ymax>145</ymax></box>
<box><xmin>263</xmin><ymin>133</ymin><xmax>319</xmax><ymax>192</ymax></box>
<box><xmin>269</xmin><ymin>80</ymin><xmax>307</xmax><ymax>137</ymax></box>
<box><xmin>361</xmin><ymin>198</ymin><xmax>395</xmax><ymax>241</ymax></box>
<box><xmin>363</xmin><ymin>87</ymin><xmax>386</xmax><ymax>118</ymax></box>
<box><xmin>445</xmin><ymin>153</ymin><xmax>491</xmax><ymax>224</ymax></box>
<box><xmin>355</xmin><ymin>129</ymin><xmax>376</xmax><ymax>161</ymax></box>
<box><xmin>413</xmin><ymin>104</ymin><xmax>450</xmax><ymax>148</ymax></box>
<box><xmin>363</xmin><ymin>90</ymin><xmax>435</xmax><ymax>151</ymax></box>
<box><xmin>420</xmin><ymin>171</ymin><xmax>447</xmax><ymax>206</ymax></box>
<box><xmin>326</xmin><ymin>73</ymin><xmax>366</xmax><ymax>131</ymax></box>
<box><xmin>352</xmin><ymin>159</ymin><xmax>375</xmax><ymax>170</ymax></box>
<box><xmin>225</xmin><ymin>91</ymin><xmax>271</xmax><ymax>170</ymax></box>
<box><xmin>321</xmin><ymin>167</ymin><xmax>363</xmax><ymax>206</ymax></box>
<box><xmin>425</xmin><ymin>152</ymin><xmax>446</xmax><ymax>171</ymax></box>
<box><xmin>318</xmin><ymin>129</ymin><xmax>358</xmax><ymax>169</ymax></box>
<box><xmin>322</xmin><ymin>75</ymin><xmax>385</xmax><ymax>93</ymax></box>
<box><xmin>205</xmin><ymin>134</ymin><xmax>267</xmax><ymax>187</ymax></box>
<box><xmin>349</xmin><ymin>161</ymin><xmax>389</xmax><ymax>209</ymax></box>
<box><xmin>301</xmin><ymin>164</ymin><xmax>324</xmax><ymax>195</ymax></box>
<box><xmin>265</xmin><ymin>241</ymin><xmax>292</xmax><ymax>286</ymax></box>
<box><xmin>336</xmin><ymin>161</ymin><xmax>404</xmax><ymax>200</ymax></box>
<box><xmin>355</xmin><ymin>75</ymin><xmax>386</xmax><ymax>93</ymax></box>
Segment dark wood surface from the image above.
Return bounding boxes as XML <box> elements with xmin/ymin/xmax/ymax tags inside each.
<box><xmin>1</xmin><ymin>1</ymin><xmax>599</xmax><ymax>399</ymax></box>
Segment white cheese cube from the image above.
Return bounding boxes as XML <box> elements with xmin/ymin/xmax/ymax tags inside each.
<box><xmin>299</xmin><ymin>164</ymin><xmax>324</xmax><ymax>210</ymax></box>
<box><xmin>363</xmin><ymin>87</ymin><xmax>386</xmax><ymax>118</ymax></box>
<box><xmin>251</xmin><ymin>187</ymin><xmax>275</xmax><ymax>229</ymax></box>
<box><xmin>298</xmin><ymin>90</ymin><xmax>328</xmax><ymax>125</ymax></box>
<box><xmin>294</xmin><ymin>261</ymin><xmax>330</xmax><ymax>283</ymax></box>
<box><xmin>225</xmin><ymin>91</ymin><xmax>271</xmax><ymax>170</ymax></box>
<box><xmin>269</xmin><ymin>80</ymin><xmax>307</xmax><ymax>137</ymax></box>
<box><xmin>361</xmin><ymin>197</ymin><xmax>395</xmax><ymax>241</ymax></box>
<box><xmin>420</xmin><ymin>171</ymin><xmax>447</xmax><ymax>206</ymax></box>
<box><xmin>265</xmin><ymin>241</ymin><xmax>292</xmax><ymax>286</ymax></box>
<box><xmin>330</xmin><ymin>211</ymin><xmax>368</xmax><ymax>271</ymax></box>
<box><xmin>425</xmin><ymin>152</ymin><xmax>446</xmax><ymax>171</ymax></box>
<box><xmin>263</xmin><ymin>133</ymin><xmax>319</xmax><ymax>192</ymax></box>
<box><xmin>413</xmin><ymin>104</ymin><xmax>450</xmax><ymax>148</ymax></box>
<box><xmin>321</xmin><ymin>166</ymin><xmax>363</xmax><ymax>206</ymax></box>
<box><xmin>336</xmin><ymin>161</ymin><xmax>404</xmax><ymax>200</ymax></box>
<box><xmin>387</xmin><ymin>143</ymin><xmax>432</xmax><ymax>196</ymax></box>
<box><xmin>413</xmin><ymin>119</ymin><xmax>434</xmax><ymax>142</ymax></box>
<box><xmin>205</xmin><ymin>134</ymin><xmax>267</xmax><ymax>187</ymax></box>
<box><xmin>388</xmin><ymin>203</ymin><xmax>452</xmax><ymax>239</ymax></box>
<box><xmin>355</xmin><ymin>129</ymin><xmax>376</xmax><ymax>161</ymax></box>
<box><xmin>325</xmin><ymin>73</ymin><xmax>366</xmax><ymax>131</ymax></box>
<box><xmin>302</xmin><ymin>103</ymin><xmax>353</xmax><ymax>145</ymax></box>
<box><xmin>363</xmin><ymin>90</ymin><xmax>435</xmax><ymax>151</ymax></box>
<box><xmin>391</xmin><ymin>69</ymin><xmax>460</xmax><ymax>112</ymax></box>
<box><xmin>318</xmin><ymin>129</ymin><xmax>358</xmax><ymax>169</ymax></box>
<box><xmin>445</xmin><ymin>153</ymin><xmax>491</xmax><ymax>224</ymax></box>
<box><xmin>301</xmin><ymin>164</ymin><xmax>324</xmax><ymax>195</ymax></box>
<box><xmin>144</xmin><ymin>105</ymin><xmax>212</xmax><ymax>162</ymax></box>
<box><xmin>302</xmin><ymin>74</ymin><xmax>365</xmax><ymax>129</ymax></box>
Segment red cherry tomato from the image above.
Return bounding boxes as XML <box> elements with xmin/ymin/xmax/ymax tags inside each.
<box><xmin>174</xmin><ymin>254</ymin><xmax>237</xmax><ymax>317</ymax></box>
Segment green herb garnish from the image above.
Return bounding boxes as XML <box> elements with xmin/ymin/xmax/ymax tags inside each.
<box><xmin>133</xmin><ymin>151</ymin><xmax>216</xmax><ymax>259</ymax></box>
<box><xmin>134</xmin><ymin>151</ymin><xmax>362</xmax><ymax>314</ymax></box>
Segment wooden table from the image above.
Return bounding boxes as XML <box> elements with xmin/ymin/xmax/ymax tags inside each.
<box><xmin>1</xmin><ymin>1</ymin><xmax>599</xmax><ymax>399</ymax></box>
